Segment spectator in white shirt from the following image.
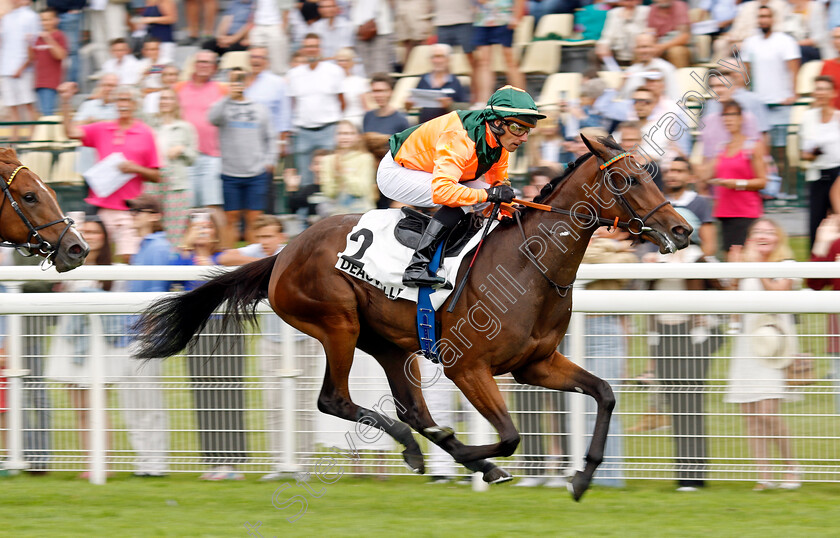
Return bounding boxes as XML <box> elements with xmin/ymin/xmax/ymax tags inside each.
<box><xmin>100</xmin><ymin>37</ymin><xmax>143</xmax><ymax>85</ymax></box>
<box><xmin>597</xmin><ymin>0</ymin><xmax>651</xmax><ymax>67</ymax></box>
<box><xmin>712</xmin><ymin>0</ymin><xmax>788</xmax><ymax>62</ymax></box>
<box><xmin>1</xmin><ymin>0</ymin><xmax>40</xmax><ymax>140</ymax></box>
<box><xmin>741</xmin><ymin>5</ymin><xmax>800</xmax><ymax>153</ymax></box>
<box><xmin>287</xmin><ymin>33</ymin><xmax>345</xmax><ymax>187</ymax></box>
<box><xmin>312</xmin><ymin>0</ymin><xmax>354</xmax><ymax>60</ymax></box>
<box><xmin>251</xmin><ymin>0</ymin><xmax>290</xmax><ymax>74</ymax></box>
<box><xmin>621</xmin><ymin>33</ymin><xmax>679</xmax><ymax>101</ymax></box>
<box><xmin>335</xmin><ymin>47</ymin><xmax>371</xmax><ymax>128</ymax></box>
<box><xmin>350</xmin><ymin>0</ymin><xmax>394</xmax><ymax>76</ymax></box>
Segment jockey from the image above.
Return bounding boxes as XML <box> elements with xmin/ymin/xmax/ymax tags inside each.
<box><xmin>378</xmin><ymin>85</ymin><xmax>546</xmax><ymax>289</ymax></box>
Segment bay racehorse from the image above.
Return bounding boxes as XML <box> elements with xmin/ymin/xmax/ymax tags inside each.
<box><xmin>0</xmin><ymin>148</ymin><xmax>88</xmax><ymax>271</ymax></box>
<box><xmin>135</xmin><ymin>136</ymin><xmax>691</xmax><ymax>500</ymax></box>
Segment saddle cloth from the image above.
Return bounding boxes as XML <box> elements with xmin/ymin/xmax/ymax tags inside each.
<box><xmin>335</xmin><ymin>208</ymin><xmax>499</xmax><ymax>310</ymax></box>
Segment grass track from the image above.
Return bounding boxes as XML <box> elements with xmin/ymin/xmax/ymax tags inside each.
<box><xmin>2</xmin><ymin>474</ymin><xmax>840</xmax><ymax>537</ymax></box>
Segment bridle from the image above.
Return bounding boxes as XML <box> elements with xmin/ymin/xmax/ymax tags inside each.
<box><xmin>512</xmin><ymin>151</ymin><xmax>672</xmax><ymax>296</ymax></box>
<box><xmin>0</xmin><ymin>164</ymin><xmax>76</xmax><ymax>269</ymax></box>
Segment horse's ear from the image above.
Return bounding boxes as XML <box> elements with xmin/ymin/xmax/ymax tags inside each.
<box><xmin>0</xmin><ymin>147</ymin><xmax>18</xmax><ymax>163</ymax></box>
<box><xmin>580</xmin><ymin>134</ymin><xmax>609</xmax><ymax>163</ymax></box>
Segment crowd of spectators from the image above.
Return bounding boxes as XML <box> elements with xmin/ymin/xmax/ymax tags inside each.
<box><xmin>0</xmin><ymin>0</ymin><xmax>837</xmax><ymax>490</ymax></box>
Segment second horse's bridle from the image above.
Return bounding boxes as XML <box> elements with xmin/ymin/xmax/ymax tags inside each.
<box><xmin>0</xmin><ymin>165</ymin><xmax>76</xmax><ymax>269</ymax></box>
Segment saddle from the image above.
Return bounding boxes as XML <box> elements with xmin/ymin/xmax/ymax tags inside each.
<box><xmin>393</xmin><ymin>207</ymin><xmax>483</xmax><ymax>258</ymax></box>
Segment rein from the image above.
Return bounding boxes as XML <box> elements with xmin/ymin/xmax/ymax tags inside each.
<box><xmin>511</xmin><ymin>151</ymin><xmax>672</xmax><ymax>297</ymax></box>
<box><xmin>0</xmin><ymin>164</ymin><xmax>76</xmax><ymax>269</ymax></box>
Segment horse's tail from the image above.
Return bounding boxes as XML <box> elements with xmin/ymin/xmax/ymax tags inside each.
<box><xmin>133</xmin><ymin>255</ymin><xmax>278</xmax><ymax>359</ymax></box>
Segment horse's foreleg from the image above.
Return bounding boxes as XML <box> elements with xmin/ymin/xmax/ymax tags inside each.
<box><xmin>513</xmin><ymin>351</ymin><xmax>615</xmax><ymax>502</ymax></box>
<box><xmin>373</xmin><ymin>351</ymin><xmax>512</xmax><ymax>484</ymax></box>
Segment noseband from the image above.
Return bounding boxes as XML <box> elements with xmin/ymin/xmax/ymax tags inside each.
<box><xmin>0</xmin><ymin>165</ymin><xmax>76</xmax><ymax>269</ymax></box>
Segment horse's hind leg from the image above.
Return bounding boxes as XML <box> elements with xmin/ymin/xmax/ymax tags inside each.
<box><xmin>367</xmin><ymin>346</ymin><xmax>512</xmax><ymax>484</ymax></box>
<box><xmin>513</xmin><ymin>351</ymin><xmax>615</xmax><ymax>502</ymax></box>
<box><xmin>316</xmin><ymin>333</ymin><xmax>425</xmax><ymax>474</ymax></box>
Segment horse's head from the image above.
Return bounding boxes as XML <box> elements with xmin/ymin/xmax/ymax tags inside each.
<box><xmin>0</xmin><ymin>148</ymin><xmax>88</xmax><ymax>272</ymax></box>
<box><xmin>579</xmin><ymin>135</ymin><xmax>692</xmax><ymax>253</ymax></box>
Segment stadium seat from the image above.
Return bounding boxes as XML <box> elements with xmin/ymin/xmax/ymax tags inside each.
<box><xmin>514</xmin><ymin>15</ymin><xmax>535</xmax><ymax>47</ymax></box>
<box><xmin>220</xmin><ymin>50</ymin><xmax>251</xmax><ymax>72</ymax></box>
<box><xmin>18</xmin><ymin>151</ymin><xmax>53</xmax><ymax>180</ymax></box>
<box><xmin>796</xmin><ymin>60</ymin><xmax>824</xmax><ymax>96</ymax></box>
<box><xmin>51</xmin><ymin>151</ymin><xmax>83</xmax><ymax>184</ymax></box>
<box><xmin>693</xmin><ymin>34</ymin><xmax>712</xmax><ymax>64</ymax></box>
<box><xmin>390</xmin><ymin>76</ymin><xmax>420</xmax><ymax>111</ymax></box>
<box><xmin>534</xmin><ymin>13</ymin><xmax>573</xmax><ymax>40</ymax></box>
<box><xmin>519</xmin><ymin>41</ymin><xmax>562</xmax><ymax>76</ymax></box>
<box><xmin>400</xmin><ymin>45</ymin><xmax>433</xmax><ymax>77</ymax></box>
<box><xmin>457</xmin><ymin>76</ymin><xmax>471</xmax><ymax>94</ymax></box>
<box><xmin>450</xmin><ymin>48</ymin><xmax>472</xmax><ymax>76</ymax></box>
<box><xmin>598</xmin><ymin>71</ymin><xmax>623</xmax><ymax>90</ymax></box>
<box><xmin>181</xmin><ymin>53</ymin><xmax>197</xmax><ymax>81</ymax></box>
<box><xmin>537</xmin><ymin>72</ymin><xmax>583</xmax><ymax>108</ymax></box>
<box><xmin>676</xmin><ymin>67</ymin><xmax>709</xmax><ymax>98</ymax></box>
<box><xmin>689</xmin><ymin>140</ymin><xmax>704</xmax><ymax>170</ymax></box>
<box><xmin>19</xmin><ymin>116</ymin><xmax>68</xmax><ymax>151</ymax></box>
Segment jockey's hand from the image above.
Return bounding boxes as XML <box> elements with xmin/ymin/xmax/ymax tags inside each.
<box><xmin>485</xmin><ymin>185</ymin><xmax>515</xmax><ymax>204</ymax></box>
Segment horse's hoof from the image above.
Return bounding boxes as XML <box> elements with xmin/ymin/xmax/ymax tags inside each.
<box><xmin>566</xmin><ymin>471</ymin><xmax>590</xmax><ymax>502</ymax></box>
<box><xmin>402</xmin><ymin>449</ymin><xmax>425</xmax><ymax>475</ymax></box>
<box><xmin>483</xmin><ymin>466</ymin><xmax>513</xmax><ymax>485</ymax></box>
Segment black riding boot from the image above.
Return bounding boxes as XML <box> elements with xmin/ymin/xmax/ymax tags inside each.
<box><xmin>402</xmin><ymin>219</ymin><xmax>453</xmax><ymax>289</ymax></box>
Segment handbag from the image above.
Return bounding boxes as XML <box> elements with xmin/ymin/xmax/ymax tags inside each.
<box><xmin>357</xmin><ymin>19</ymin><xmax>378</xmax><ymax>41</ymax></box>
<box><xmin>786</xmin><ymin>354</ymin><xmax>815</xmax><ymax>387</ymax></box>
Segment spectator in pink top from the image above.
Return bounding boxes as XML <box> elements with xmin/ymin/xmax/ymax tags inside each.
<box><xmin>709</xmin><ymin>100</ymin><xmax>768</xmax><ymax>256</ymax></box>
<box><xmin>33</xmin><ymin>8</ymin><xmax>67</xmax><ymax>116</ymax></box>
<box><xmin>59</xmin><ymin>81</ymin><xmax>161</xmax><ymax>263</ymax></box>
<box><xmin>175</xmin><ymin>49</ymin><xmax>229</xmax><ymax>225</ymax></box>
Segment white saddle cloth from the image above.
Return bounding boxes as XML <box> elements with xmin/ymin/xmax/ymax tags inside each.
<box><xmin>335</xmin><ymin>209</ymin><xmax>498</xmax><ymax>310</ymax></box>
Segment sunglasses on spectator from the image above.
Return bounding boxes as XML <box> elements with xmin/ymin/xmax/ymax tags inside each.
<box><xmin>634</xmin><ymin>98</ymin><xmax>652</xmax><ymax>105</ymax></box>
<box><xmin>503</xmin><ymin>120</ymin><xmax>531</xmax><ymax>136</ymax></box>
<box><xmin>130</xmin><ymin>208</ymin><xmax>157</xmax><ymax>214</ymax></box>
<box><xmin>721</xmin><ymin>112</ymin><xmax>741</xmax><ymax>116</ymax></box>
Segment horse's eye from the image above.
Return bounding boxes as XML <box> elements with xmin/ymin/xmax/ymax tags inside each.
<box><xmin>23</xmin><ymin>193</ymin><xmax>37</xmax><ymax>204</ymax></box>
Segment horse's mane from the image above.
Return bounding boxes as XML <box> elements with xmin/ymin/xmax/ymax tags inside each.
<box><xmin>532</xmin><ymin>152</ymin><xmax>593</xmax><ymax>204</ymax></box>
<box><xmin>531</xmin><ymin>136</ymin><xmax>624</xmax><ymax>205</ymax></box>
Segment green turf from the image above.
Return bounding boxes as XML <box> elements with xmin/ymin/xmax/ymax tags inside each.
<box><xmin>1</xmin><ymin>474</ymin><xmax>839</xmax><ymax>537</ymax></box>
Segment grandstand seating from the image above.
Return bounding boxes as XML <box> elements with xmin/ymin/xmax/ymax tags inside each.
<box><xmin>390</xmin><ymin>76</ymin><xmax>420</xmax><ymax>111</ymax></box>
<box><xmin>534</xmin><ymin>13</ymin><xmax>574</xmax><ymax>40</ymax></box>
<box><xmin>520</xmin><ymin>41</ymin><xmax>562</xmax><ymax>76</ymax></box>
<box><xmin>538</xmin><ymin>72</ymin><xmax>584</xmax><ymax>108</ymax></box>
<box><xmin>796</xmin><ymin>60</ymin><xmax>824</xmax><ymax>97</ymax></box>
<box><xmin>219</xmin><ymin>50</ymin><xmax>251</xmax><ymax>72</ymax></box>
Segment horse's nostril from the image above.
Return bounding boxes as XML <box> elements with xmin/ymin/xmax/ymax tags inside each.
<box><xmin>672</xmin><ymin>225</ymin><xmax>690</xmax><ymax>238</ymax></box>
<box><xmin>68</xmin><ymin>243</ymin><xmax>88</xmax><ymax>258</ymax></box>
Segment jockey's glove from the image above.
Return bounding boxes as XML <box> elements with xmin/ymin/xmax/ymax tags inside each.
<box><xmin>485</xmin><ymin>185</ymin><xmax>515</xmax><ymax>204</ymax></box>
